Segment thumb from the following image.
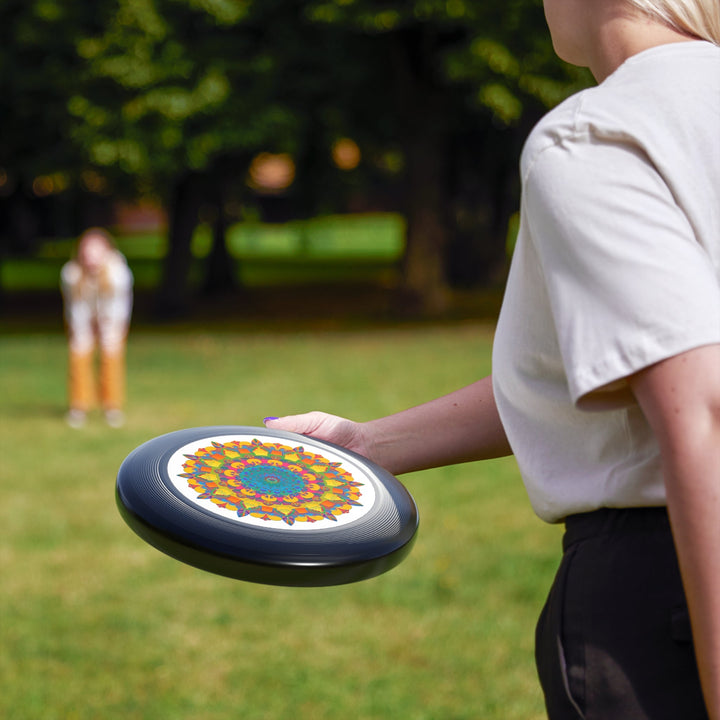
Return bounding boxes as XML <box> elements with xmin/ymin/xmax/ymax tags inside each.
<box><xmin>263</xmin><ymin>412</ymin><xmax>327</xmax><ymax>436</ymax></box>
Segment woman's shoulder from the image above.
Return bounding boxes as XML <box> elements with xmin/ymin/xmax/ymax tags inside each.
<box><xmin>520</xmin><ymin>90</ymin><xmax>592</xmax><ymax>180</ymax></box>
<box><xmin>520</xmin><ymin>76</ymin><xmax>644</xmax><ymax>179</ymax></box>
<box><xmin>522</xmin><ymin>42</ymin><xmax>720</xmax><ymax>182</ymax></box>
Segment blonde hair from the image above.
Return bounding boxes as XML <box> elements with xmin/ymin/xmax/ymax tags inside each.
<box><xmin>627</xmin><ymin>0</ymin><xmax>720</xmax><ymax>44</ymax></box>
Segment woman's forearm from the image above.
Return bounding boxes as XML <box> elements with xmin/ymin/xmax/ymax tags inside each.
<box><xmin>361</xmin><ymin>375</ymin><xmax>512</xmax><ymax>476</ymax></box>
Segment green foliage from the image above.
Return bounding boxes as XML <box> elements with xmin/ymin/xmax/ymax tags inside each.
<box><xmin>0</xmin><ymin>0</ymin><xmax>591</xmax><ymax>195</ymax></box>
<box><xmin>303</xmin><ymin>0</ymin><xmax>592</xmax><ymax>124</ymax></box>
<box><xmin>67</xmin><ymin>0</ymin><xmax>302</xmax><ymax>183</ymax></box>
<box><xmin>0</xmin><ymin>325</ymin><xmax>561</xmax><ymax>719</ymax></box>
<box><xmin>0</xmin><ymin>0</ymin><xmax>592</xmax><ymax>304</ymax></box>
<box><xmin>0</xmin><ymin>1</ymin><xmax>88</xmax><ymax>177</ymax></box>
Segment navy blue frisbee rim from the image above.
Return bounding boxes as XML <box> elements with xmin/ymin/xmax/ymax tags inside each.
<box><xmin>115</xmin><ymin>426</ymin><xmax>418</xmax><ymax>587</ymax></box>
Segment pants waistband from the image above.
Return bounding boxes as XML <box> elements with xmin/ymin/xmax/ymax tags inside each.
<box><xmin>563</xmin><ymin>506</ymin><xmax>670</xmax><ymax>552</ymax></box>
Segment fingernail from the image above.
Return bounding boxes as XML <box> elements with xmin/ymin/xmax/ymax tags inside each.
<box><xmin>263</xmin><ymin>416</ymin><xmax>278</xmax><ymax>424</ymax></box>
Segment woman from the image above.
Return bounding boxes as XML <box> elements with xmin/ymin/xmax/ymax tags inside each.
<box><xmin>265</xmin><ymin>1</ymin><xmax>720</xmax><ymax>717</ymax></box>
<box><xmin>61</xmin><ymin>228</ymin><xmax>133</xmax><ymax>428</ymax></box>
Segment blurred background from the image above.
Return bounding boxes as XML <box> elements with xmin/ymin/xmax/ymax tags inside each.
<box><xmin>0</xmin><ymin>2</ymin><xmax>590</xmax><ymax>718</ymax></box>
<box><xmin>0</xmin><ymin>0</ymin><xmax>591</xmax><ymax>326</ymax></box>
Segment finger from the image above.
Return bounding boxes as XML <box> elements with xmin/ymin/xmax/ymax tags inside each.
<box><xmin>263</xmin><ymin>413</ymin><xmax>323</xmax><ymax>435</ymax></box>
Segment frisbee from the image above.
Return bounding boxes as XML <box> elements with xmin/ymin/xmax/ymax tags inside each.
<box><xmin>116</xmin><ymin>426</ymin><xmax>418</xmax><ymax>587</ymax></box>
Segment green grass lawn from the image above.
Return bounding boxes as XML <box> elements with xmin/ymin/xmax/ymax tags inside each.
<box><xmin>0</xmin><ymin>323</ymin><xmax>561</xmax><ymax>719</ymax></box>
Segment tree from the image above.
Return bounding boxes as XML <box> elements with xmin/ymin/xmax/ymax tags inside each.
<box><xmin>69</xmin><ymin>0</ymin><xmax>370</xmax><ymax>315</ymax></box>
<box><xmin>0</xmin><ymin>0</ymin><xmax>98</xmax><ymax>256</ymax></box>
<box><xmin>303</xmin><ymin>0</ymin><xmax>592</xmax><ymax>312</ymax></box>
<box><xmin>0</xmin><ymin>0</ymin><xmax>592</xmax><ymax>315</ymax></box>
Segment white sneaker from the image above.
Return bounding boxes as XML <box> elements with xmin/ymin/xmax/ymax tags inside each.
<box><xmin>104</xmin><ymin>409</ymin><xmax>125</xmax><ymax>428</ymax></box>
<box><xmin>66</xmin><ymin>409</ymin><xmax>87</xmax><ymax>429</ymax></box>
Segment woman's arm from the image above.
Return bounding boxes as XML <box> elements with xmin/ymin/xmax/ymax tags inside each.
<box><xmin>630</xmin><ymin>343</ymin><xmax>720</xmax><ymax>719</ymax></box>
<box><xmin>265</xmin><ymin>375</ymin><xmax>512</xmax><ymax>476</ymax></box>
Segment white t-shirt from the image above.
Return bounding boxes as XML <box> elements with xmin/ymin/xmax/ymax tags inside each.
<box><xmin>492</xmin><ymin>41</ymin><xmax>720</xmax><ymax>523</ymax></box>
<box><xmin>61</xmin><ymin>250</ymin><xmax>134</xmax><ymax>353</ymax></box>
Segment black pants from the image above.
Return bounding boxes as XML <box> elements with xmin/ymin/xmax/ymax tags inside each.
<box><xmin>535</xmin><ymin>507</ymin><xmax>708</xmax><ymax>719</ymax></box>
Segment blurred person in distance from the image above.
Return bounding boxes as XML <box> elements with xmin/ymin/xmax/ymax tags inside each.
<box><xmin>60</xmin><ymin>227</ymin><xmax>133</xmax><ymax>428</ymax></box>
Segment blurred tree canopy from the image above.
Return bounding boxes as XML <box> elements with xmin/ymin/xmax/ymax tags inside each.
<box><xmin>0</xmin><ymin>0</ymin><xmax>592</xmax><ymax>315</ymax></box>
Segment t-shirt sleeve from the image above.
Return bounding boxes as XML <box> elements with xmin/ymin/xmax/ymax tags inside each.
<box><xmin>524</xmin><ymin>135</ymin><xmax>720</xmax><ymax>408</ymax></box>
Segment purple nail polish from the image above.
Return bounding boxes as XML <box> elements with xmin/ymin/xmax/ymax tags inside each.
<box><xmin>263</xmin><ymin>416</ymin><xmax>278</xmax><ymax>424</ymax></box>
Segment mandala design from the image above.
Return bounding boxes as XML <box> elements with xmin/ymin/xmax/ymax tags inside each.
<box><xmin>178</xmin><ymin>439</ymin><xmax>366</xmax><ymax>526</ymax></box>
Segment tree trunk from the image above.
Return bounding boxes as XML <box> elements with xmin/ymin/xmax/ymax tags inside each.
<box><xmin>445</xmin><ymin>109</ymin><xmax>544</xmax><ymax>288</ymax></box>
<box><xmin>445</xmin><ymin>123</ymin><xmax>521</xmax><ymax>288</ymax></box>
<box><xmin>392</xmin><ymin>28</ymin><xmax>451</xmax><ymax>316</ymax></box>
<box><xmin>156</xmin><ymin>172</ymin><xmax>202</xmax><ymax>319</ymax></box>
<box><xmin>402</xmin><ymin>130</ymin><xmax>450</xmax><ymax>314</ymax></box>
<box><xmin>202</xmin><ymin>182</ymin><xmax>237</xmax><ymax>296</ymax></box>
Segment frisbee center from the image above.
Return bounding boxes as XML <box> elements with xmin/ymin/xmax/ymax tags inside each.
<box><xmin>237</xmin><ymin>465</ymin><xmax>307</xmax><ymax>497</ymax></box>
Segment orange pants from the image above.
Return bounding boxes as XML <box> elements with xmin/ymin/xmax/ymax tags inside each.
<box><xmin>68</xmin><ymin>345</ymin><xmax>126</xmax><ymax>412</ymax></box>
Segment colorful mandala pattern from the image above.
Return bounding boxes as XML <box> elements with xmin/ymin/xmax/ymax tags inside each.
<box><xmin>178</xmin><ymin>439</ymin><xmax>365</xmax><ymax>526</ymax></box>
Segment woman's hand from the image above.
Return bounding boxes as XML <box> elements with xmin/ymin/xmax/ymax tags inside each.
<box><xmin>264</xmin><ymin>412</ymin><xmax>373</xmax><ymax>460</ymax></box>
